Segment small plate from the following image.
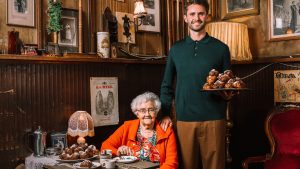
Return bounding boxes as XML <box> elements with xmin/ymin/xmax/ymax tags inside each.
<box><xmin>56</xmin><ymin>155</ymin><xmax>98</xmax><ymax>163</ymax></box>
<box><xmin>73</xmin><ymin>162</ymin><xmax>100</xmax><ymax>169</ymax></box>
<box><xmin>114</xmin><ymin>156</ymin><xmax>138</xmax><ymax>163</ymax></box>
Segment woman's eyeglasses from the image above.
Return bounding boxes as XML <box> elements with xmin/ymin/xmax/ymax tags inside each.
<box><xmin>136</xmin><ymin>108</ymin><xmax>157</xmax><ymax>114</ymax></box>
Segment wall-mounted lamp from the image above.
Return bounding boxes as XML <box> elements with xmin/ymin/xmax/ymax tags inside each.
<box><xmin>133</xmin><ymin>0</ymin><xmax>147</xmax><ymax>31</ymax></box>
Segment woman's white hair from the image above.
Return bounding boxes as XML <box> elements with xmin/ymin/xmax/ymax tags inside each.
<box><xmin>131</xmin><ymin>92</ymin><xmax>161</xmax><ymax>114</ymax></box>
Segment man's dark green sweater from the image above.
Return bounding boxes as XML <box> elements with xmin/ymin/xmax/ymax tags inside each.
<box><xmin>160</xmin><ymin>33</ymin><xmax>231</xmax><ymax>121</ymax></box>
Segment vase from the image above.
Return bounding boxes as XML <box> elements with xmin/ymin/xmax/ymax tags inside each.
<box><xmin>49</xmin><ymin>32</ymin><xmax>58</xmax><ymax>44</ymax></box>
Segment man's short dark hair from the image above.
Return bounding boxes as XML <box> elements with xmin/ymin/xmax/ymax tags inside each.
<box><xmin>184</xmin><ymin>0</ymin><xmax>209</xmax><ymax>14</ymax></box>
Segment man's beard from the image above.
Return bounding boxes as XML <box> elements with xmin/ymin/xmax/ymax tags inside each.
<box><xmin>189</xmin><ymin>20</ymin><xmax>206</xmax><ymax>32</ymax></box>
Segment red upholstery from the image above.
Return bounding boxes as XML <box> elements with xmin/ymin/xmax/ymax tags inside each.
<box><xmin>264</xmin><ymin>109</ymin><xmax>300</xmax><ymax>169</ymax></box>
<box><xmin>242</xmin><ymin>108</ymin><xmax>300</xmax><ymax>169</ymax></box>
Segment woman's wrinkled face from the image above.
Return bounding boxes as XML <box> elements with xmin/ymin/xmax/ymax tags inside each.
<box><xmin>136</xmin><ymin>101</ymin><xmax>157</xmax><ymax>127</ymax></box>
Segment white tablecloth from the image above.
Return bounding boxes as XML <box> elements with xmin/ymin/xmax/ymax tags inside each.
<box><xmin>25</xmin><ymin>154</ymin><xmax>58</xmax><ymax>169</ymax></box>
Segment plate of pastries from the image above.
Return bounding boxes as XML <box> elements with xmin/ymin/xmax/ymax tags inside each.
<box><xmin>73</xmin><ymin>159</ymin><xmax>101</xmax><ymax>169</ymax></box>
<box><xmin>57</xmin><ymin>143</ymin><xmax>99</xmax><ymax>162</ymax></box>
<box><xmin>202</xmin><ymin>69</ymin><xmax>247</xmax><ymax>91</ymax></box>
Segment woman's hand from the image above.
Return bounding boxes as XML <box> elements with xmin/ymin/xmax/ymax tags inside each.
<box><xmin>117</xmin><ymin>146</ymin><xmax>134</xmax><ymax>156</ymax></box>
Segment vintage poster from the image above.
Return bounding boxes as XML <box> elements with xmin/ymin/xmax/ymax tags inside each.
<box><xmin>274</xmin><ymin>70</ymin><xmax>300</xmax><ymax>104</ymax></box>
<box><xmin>90</xmin><ymin>77</ymin><xmax>119</xmax><ymax>126</ymax></box>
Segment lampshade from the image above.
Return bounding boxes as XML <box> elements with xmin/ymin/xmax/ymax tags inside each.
<box><xmin>67</xmin><ymin>111</ymin><xmax>94</xmax><ymax>144</ymax></box>
<box><xmin>206</xmin><ymin>22</ymin><xmax>253</xmax><ymax>61</ymax></box>
<box><xmin>134</xmin><ymin>0</ymin><xmax>147</xmax><ymax>19</ymax></box>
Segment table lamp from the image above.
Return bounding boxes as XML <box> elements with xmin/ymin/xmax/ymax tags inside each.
<box><xmin>67</xmin><ymin>110</ymin><xmax>95</xmax><ymax>144</ymax></box>
<box><xmin>206</xmin><ymin>22</ymin><xmax>253</xmax><ymax>61</ymax></box>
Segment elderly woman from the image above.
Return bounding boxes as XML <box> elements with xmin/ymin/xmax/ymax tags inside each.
<box><xmin>101</xmin><ymin>92</ymin><xmax>178</xmax><ymax>169</ymax></box>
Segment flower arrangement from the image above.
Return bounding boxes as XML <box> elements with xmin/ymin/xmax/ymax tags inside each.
<box><xmin>47</xmin><ymin>0</ymin><xmax>62</xmax><ymax>34</ymax></box>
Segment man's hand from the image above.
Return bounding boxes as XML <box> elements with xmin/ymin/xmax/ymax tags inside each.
<box><xmin>159</xmin><ymin>116</ymin><xmax>173</xmax><ymax>131</ymax></box>
<box><xmin>117</xmin><ymin>145</ymin><xmax>134</xmax><ymax>156</ymax></box>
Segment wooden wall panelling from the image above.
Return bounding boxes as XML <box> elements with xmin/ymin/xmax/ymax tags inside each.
<box><xmin>231</xmin><ymin>61</ymin><xmax>300</xmax><ymax>169</ymax></box>
<box><xmin>0</xmin><ymin>60</ymin><xmax>165</xmax><ymax>168</ymax></box>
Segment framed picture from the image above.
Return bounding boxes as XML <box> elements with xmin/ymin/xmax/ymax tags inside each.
<box><xmin>274</xmin><ymin>70</ymin><xmax>300</xmax><ymax>105</ymax></box>
<box><xmin>268</xmin><ymin>0</ymin><xmax>300</xmax><ymax>41</ymax></box>
<box><xmin>207</xmin><ymin>0</ymin><xmax>217</xmax><ymax>21</ymax></box>
<box><xmin>138</xmin><ymin>0</ymin><xmax>160</xmax><ymax>32</ymax></box>
<box><xmin>116</xmin><ymin>12</ymin><xmax>136</xmax><ymax>44</ymax></box>
<box><xmin>50</xmin><ymin>132</ymin><xmax>67</xmax><ymax>149</ymax></box>
<box><xmin>221</xmin><ymin>0</ymin><xmax>259</xmax><ymax>20</ymax></box>
<box><xmin>90</xmin><ymin>77</ymin><xmax>119</xmax><ymax>127</ymax></box>
<box><xmin>6</xmin><ymin>0</ymin><xmax>35</xmax><ymax>27</ymax></box>
<box><xmin>58</xmin><ymin>8</ymin><xmax>78</xmax><ymax>53</ymax></box>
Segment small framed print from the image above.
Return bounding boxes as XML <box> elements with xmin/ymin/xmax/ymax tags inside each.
<box><xmin>221</xmin><ymin>0</ymin><xmax>259</xmax><ymax>20</ymax></box>
<box><xmin>50</xmin><ymin>132</ymin><xmax>67</xmax><ymax>149</ymax></box>
<box><xmin>268</xmin><ymin>0</ymin><xmax>300</xmax><ymax>41</ymax></box>
<box><xmin>138</xmin><ymin>0</ymin><xmax>160</xmax><ymax>32</ymax></box>
<box><xmin>6</xmin><ymin>0</ymin><xmax>35</xmax><ymax>27</ymax></box>
<box><xmin>58</xmin><ymin>8</ymin><xmax>79</xmax><ymax>53</ymax></box>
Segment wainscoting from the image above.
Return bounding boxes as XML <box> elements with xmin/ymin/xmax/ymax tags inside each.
<box><xmin>0</xmin><ymin>56</ymin><xmax>299</xmax><ymax>169</ymax></box>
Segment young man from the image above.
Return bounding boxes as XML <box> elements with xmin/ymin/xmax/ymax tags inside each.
<box><xmin>160</xmin><ymin>1</ymin><xmax>232</xmax><ymax>169</ymax></box>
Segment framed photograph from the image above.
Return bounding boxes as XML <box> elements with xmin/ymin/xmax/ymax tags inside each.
<box><xmin>90</xmin><ymin>77</ymin><xmax>119</xmax><ymax>126</ymax></box>
<box><xmin>138</xmin><ymin>0</ymin><xmax>160</xmax><ymax>32</ymax></box>
<box><xmin>221</xmin><ymin>0</ymin><xmax>259</xmax><ymax>20</ymax></box>
<box><xmin>269</xmin><ymin>0</ymin><xmax>300</xmax><ymax>41</ymax></box>
<box><xmin>6</xmin><ymin>0</ymin><xmax>35</xmax><ymax>27</ymax></box>
<box><xmin>58</xmin><ymin>8</ymin><xmax>78</xmax><ymax>53</ymax></box>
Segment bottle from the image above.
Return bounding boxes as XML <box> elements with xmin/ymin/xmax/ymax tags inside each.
<box><xmin>33</xmin><ymin>126</ymin><xmax>47</xmax><ymax>157</ymax></box>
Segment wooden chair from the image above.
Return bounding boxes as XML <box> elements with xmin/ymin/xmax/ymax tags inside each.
<box><xmin>242</xmin><ymin>107</ymin><xmax>300</xmax><ymax>169</ymax></box>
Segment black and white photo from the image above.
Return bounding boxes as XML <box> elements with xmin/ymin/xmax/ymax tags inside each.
<box><xmin>269</xmin><ymin>0</ymin><xmax>300</xmax><ymax>41</ymax></box>
<box><xmin>138</xmin><ymin>0</ymin><xmax>160</xmax><ymax>32</ymax></box>
<box><xmin>7</xmin><ymin>0</ymin><xmax>35</xmax><ymax>27</ymax></box>
<box><xmin>58</xmin><ymin>8</ymin><xmax>79</xmax><ymax>53</ymax></box>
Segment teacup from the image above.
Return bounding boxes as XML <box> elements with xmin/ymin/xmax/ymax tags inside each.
<box><xmin>100</xmin><ymin>159</ymin><xmax>116</xmax><ymax>169</ymax></box>
<box><xmin>100</xmin><ymin>149</ymin><xmax>112</xmax><ymax>159</ymax></box>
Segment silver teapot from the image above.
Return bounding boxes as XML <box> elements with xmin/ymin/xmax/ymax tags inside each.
<box><xmin>33</xmin><ymin>126</ymin><xmax>47</xmax><ymax>157</ymax></box>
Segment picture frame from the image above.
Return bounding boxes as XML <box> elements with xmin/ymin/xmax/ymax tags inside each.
<box><xmin>116</xmin><ymin>12</ymin><xmax>136</xmax><ymax>44</ymax></box>
<box><xmin>50</xmin><ymin>132</ymin><xmax>67</xmax><ymax>149</ymax></box>
<box><xmin>268</xmin><ymin>0</ymin><xmax>300</xmax><ymax>41</ymax></box>
<box><xmin>274</xmin><ymin>70</ymin><xmax>300</xmax><ymax>105</ymax></box>
<box><xmin>221</xmin><ymin>0</ymin><xmax>259</xmax><ymax>20</ymax></box>
<box><xmin>6</xmin><ymin>0</ymin><xmax>35</xmax><ymax>27</ymax></box>
<box><xmin>207</xmin><ymin>0</ymin><xmax>217</xmax><ymax>21</ymax></box>
<box><xmin>58</xmin><ymin>8</ymin><xmax>78</xmax><ymax>53</ymax></box>
<box><xmin>138</xmin><ymin>0</ymin><xmax>160</xmax><ymax>32</ymax></box>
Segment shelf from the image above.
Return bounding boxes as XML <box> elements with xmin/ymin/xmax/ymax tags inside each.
<box><xmin>1</xmin><ymin>54</ymin><xmax>300</xmax><ymax>65</ymax></box>
<box><xmin>232</xmin><ymin>56</ymin><xmax>300</xmax><ymax>65</ymax></box>
<box><xmin>0</xmin><ymin>54</ymin><xmax>166</xmax><ymax>64</ymax></box>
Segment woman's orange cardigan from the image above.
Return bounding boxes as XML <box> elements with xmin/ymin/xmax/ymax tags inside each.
<box><xmin>101</xmin><ymin>119</ymin><xmax>178</xmax><ymax>169</ymax></box>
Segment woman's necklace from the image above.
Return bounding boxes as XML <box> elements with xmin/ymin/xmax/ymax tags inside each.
<box><xmin>140</xmin><ymin>128</ymin><xmax>155</xmax><ymax>138</ymax></box>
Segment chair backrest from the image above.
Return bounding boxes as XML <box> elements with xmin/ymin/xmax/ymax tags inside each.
<box><xmin>264</xmin><ymin>108</ymin><xmax>300</xmax><ymax>169</ymax></box>
<box><xmin>270</xmin><ymin>108</ymin><xmax>300</xmax><ymax>156</ymax></box>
